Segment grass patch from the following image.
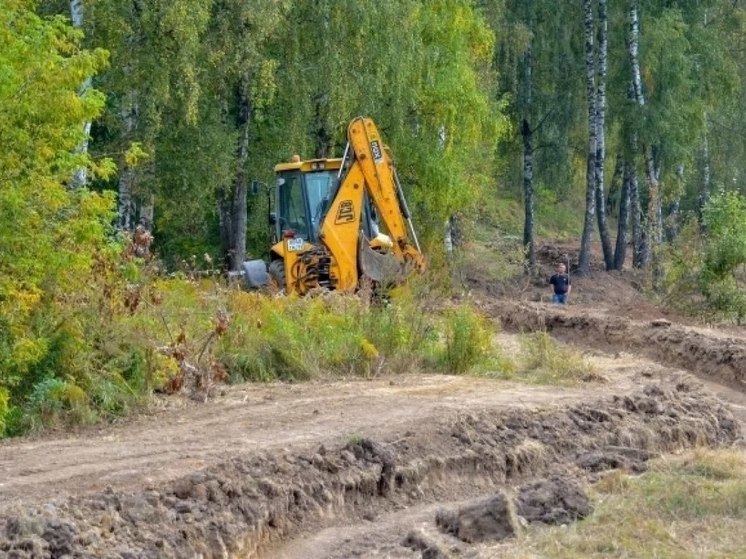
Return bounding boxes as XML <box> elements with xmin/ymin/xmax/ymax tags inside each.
<box><xmin>501</xmin><ymin>449</ymin><xmax>746</xmax><ymax>558</ymax></box>
<box><xmin>498</xmin><ymin>331</ymin><xmax>597</xmax><ymax>386</ymax></box>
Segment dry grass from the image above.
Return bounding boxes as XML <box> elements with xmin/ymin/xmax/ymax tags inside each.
<box><xmin>495</xmin><ymin>448</ymin><xmax>746</xmax><ymax>558</ymax></box>
<box><xmin>506</xmin><ymin>331</ymin><xmax>598</xmax><ymax>386</ymax></box>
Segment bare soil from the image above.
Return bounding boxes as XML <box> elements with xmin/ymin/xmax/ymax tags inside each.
<box><xmin>2</xmin><ymin>242</ymin><xmax>746</xmax><ymax>558</ymax></box>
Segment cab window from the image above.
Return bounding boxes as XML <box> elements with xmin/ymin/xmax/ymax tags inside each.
<box><xmin>305</xmin><ymin>171</ymin><xmax>335</xmax><ymax>240</ymax></box>
<box><xmin>277</xmin><ymin>172</ymin><xmax>308</xmax><ymax>239</ymax></box>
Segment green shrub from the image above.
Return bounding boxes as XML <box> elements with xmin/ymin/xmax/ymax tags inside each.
<box><xmin>437</xmin><ymin>304</ymin><xmax>494</xmax><ymax>374</ymax></box>
<box><xmin>662</xmin><ymin>192</ymin><xmax>746</xmax><ymax>323</ymax></box>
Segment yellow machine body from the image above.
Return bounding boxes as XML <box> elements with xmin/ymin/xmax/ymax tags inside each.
<box><xmin>268</xmin><ymin>117</ymin><xmax>425</xmax><ymax>295</ymax></box>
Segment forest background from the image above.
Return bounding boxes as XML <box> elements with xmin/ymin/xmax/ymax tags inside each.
<box><xmin>1</xmin><ymin>0</ymin><xmax>746</xmax><ymax>435</ymax></box>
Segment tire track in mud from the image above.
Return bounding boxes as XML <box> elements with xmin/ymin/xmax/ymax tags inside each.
<box><xmin>0</xmin><ymin>379</ymin><xmax>738</xmax><ymax>558</ymax></box>
<box><xmin>487</xmin><ymin>300</ymin><xmax>746</xmax><ymax>391</ymax></box>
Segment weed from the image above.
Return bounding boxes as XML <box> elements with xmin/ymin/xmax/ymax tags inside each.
<box><xmin>0</xmin><ymin>388</ymin><xmax>8</xmax><ymax>435</ymax></box>
<box><xmin>436</xmin><ymin>304</ymin><xmax>496</xmax><ymax>374</ymax></box>
<box><xmin>515</xmin><ymin>331</ymin><xmax>596</xmax><ymax>385</ymax></box>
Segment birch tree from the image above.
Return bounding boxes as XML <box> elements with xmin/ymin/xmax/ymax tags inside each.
<box><xmin>594</xmin><ymin>0</ymin><xmax>613</xmax><ymax>270</ymax></box>
<box><xmin>68</xmin><ymin>0</ymin><xmax>91</xmax><ymax>189</ymax></box>
<box><xmin>578</xmin><ymin>0</ymin><xmax>597</xmax><ymax>275</ymax></box>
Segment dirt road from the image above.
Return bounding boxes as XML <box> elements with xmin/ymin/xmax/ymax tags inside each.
<box><xmin>0</xmin><ymin>372</ymin><xmax>617</xmax><ymax>509</ymax></box>
<box><xmin>2</xmin><ymin>275</ymin><xmax>746</xmax><ymax>557</ymax></box>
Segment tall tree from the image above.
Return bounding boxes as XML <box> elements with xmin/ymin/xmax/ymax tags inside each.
<box><xmin>612</xmin><ymin>158</ymin><xmax>628</xmax><ymax>270</ymax></box>
<box><xmin>578</xmin><ymin>0</ymin><xmax>597</xmax><ymax>275</ymax></box>
<box><xmin>0</xmin><ymin>0</ymin><xmax>113</xmax><ymax>409</ymax></box>
<box><xmin>68</xmin><ymin>0</ymin><xmax>91</xmax><ymax>189</ymax></box>
<box><xmin>594</xmin><ymin>0</ymin><xmax>613</xmax><ymax>270</ymax></box>
<box><xmin>520</xmin><ymin>1</ymin><xmax>536</xmax><ymax>271</ymax></box>
<box><xmin>627</xmin><ymin>0</ymin><xmax>654</xmax><ymax>268</ymax></box>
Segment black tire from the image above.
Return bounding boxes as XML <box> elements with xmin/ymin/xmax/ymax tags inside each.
<box><xmin>268</xmin><ymin>259</ymin><xmax>286</xmax><ymax>293</ymax></box>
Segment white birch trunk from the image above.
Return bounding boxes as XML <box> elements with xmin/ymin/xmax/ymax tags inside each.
<box><xmin>594</xmin><ymin>0</ymin><xmax>613</xmax><ymax>270</ymax></box>
<box><xmin>69</xmin><ymin>0</ymin><xmax>91</xmax><ymax>189</ymax></box>
<box><xmin>578</xmin><ymin>0</ymin><xmax>597</xmax><ymax>275</ymax></box>
<box><xmin>628</xmin><ymin>0</ymin><xmax>658</xmax><ymax>269</ymax></box>
<box><xmin>629</xmin><ymin>163</ymin><xmax>644</xmax><ymax>269</ymax></box>
<box><xmin>118</xmin><ymin>95</ymin><xmax>138</xmax><ymax>232</ymax></box>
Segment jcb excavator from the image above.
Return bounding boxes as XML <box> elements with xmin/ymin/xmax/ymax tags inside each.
<box><xmin>243</xmin><ymin>117</ymin><xmax>426</xmax><ymax>295</ymax></box>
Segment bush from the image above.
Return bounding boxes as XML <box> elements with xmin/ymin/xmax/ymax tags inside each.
<box><xmin>1</xmin><ymin>247</ymin><xmax>501</xmax><ymax>437</ymax></box>
<box><xmin>662</xmin><ymin>192</ymin><xmax>746</xmax><ymax>323</ymax></box>
<box><xmin>437</xmin><ymin>304</ymin><xmax>494</xmax><ymax>374</ymax></box>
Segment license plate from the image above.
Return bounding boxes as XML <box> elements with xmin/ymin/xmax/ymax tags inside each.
<box><xmin>286</xmin><ymin>238</ymin><xmax>305</xmax><ymax>252</ymax></box>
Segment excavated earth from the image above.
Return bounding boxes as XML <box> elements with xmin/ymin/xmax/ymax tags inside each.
<box><xmin>0</xmin><ymin>368</ymin><xmax>741</xmax><ymax>558</ymax></box>
<box><xmin>485</xmin><ymin>298</ymin><xmax>746</xmax><ymax>391</ymax></box>
<box><xmin>3</xmin><ymin>261</ymin><xmax>746</xmax><ymax>557</ymax></box>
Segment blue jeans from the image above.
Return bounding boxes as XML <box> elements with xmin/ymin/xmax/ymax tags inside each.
<box><xmin>552</xmin><ymin>293</ymin><xmax>567</xmax><ymax>304</ymax></box>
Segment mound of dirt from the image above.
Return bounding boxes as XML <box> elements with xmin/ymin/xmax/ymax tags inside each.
<box><xmin>488</xmin><ymin>299</ymin><xmax>746</xmax><ymax>390</ymax></box>
<box><xmin>515</xmin><ymin>476</ymin><xmax>591</xmax><ymax>525</ymax></box>
<box><xmin>435</xmin><ymin>492</ymin><xmax>517</xmax><ymax>543</ymax></box>
<box><xmin>0</xmin><ymin>381</ymin><xmax>738</xmax><ymax>558</ymax></box>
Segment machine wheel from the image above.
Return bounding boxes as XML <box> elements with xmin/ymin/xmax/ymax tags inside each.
<box><xmin>268</xmin><ymin>259</ymin><xmax>287</xmax><ymax>293</ymax></box>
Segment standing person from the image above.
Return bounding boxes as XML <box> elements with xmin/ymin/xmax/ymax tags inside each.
<box><xmin>549</xmin><ymin>263</ymin><xmax>572</xmax><ymax>304</ymax></box>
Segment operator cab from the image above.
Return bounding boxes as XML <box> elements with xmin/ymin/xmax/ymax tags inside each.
<box><xmin>273</xmin><ymin>157</ymin><xmax>376</xmax><ymax>243</ymax></box>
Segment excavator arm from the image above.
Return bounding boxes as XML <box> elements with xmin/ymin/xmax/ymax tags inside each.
<box><xmin>318</xmin><ymin>117</ymin><xmax>426</xmax><ymax>291</ymax></box>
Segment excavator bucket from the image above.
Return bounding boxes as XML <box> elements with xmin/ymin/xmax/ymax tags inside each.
<box><xmin>358</xmin><ymin>233</ymin><xmax>406</xmax><ymax>285</ymax></box>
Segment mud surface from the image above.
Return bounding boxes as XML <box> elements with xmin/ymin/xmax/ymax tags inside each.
<box><xmin>3</xmin><ymin>243</ymin><xmax>746</xmax><ymax>558</ymax></box>
<box><xmin>0</xmin><ymin>375</ymin><xmax>622</xmax><ymax>509</ymax></box>
<box><xmin>488</xmin><ymin>299</ymin><xmax>746</xmax><ymax>390</ymax></box>
<box><xmin>0</xmin><ymin>377</ymin><xmax>738</xmax><ymax>558</ymax></box>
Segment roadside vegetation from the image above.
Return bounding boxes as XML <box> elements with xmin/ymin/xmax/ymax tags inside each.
<box><xmin>0</xmin><ymin>245</ymin><xmax>507</xmax><ymax>437</ymax></box>
<box><xmin>662</xmin><ymin>190</ymin><xmax>746</xmax><ymax>324</ymax></box>
<box><xmin>506</xmin><ymin>449</ymin><xmax>746</xmax><ymax>558</ymax></box>
<box><xmin>3</xmin><ymin>0</ymin><xmax>746</xmax><ymax>442</ymax></box>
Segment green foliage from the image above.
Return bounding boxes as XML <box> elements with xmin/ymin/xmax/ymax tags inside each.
<box><xmin>220</xmin><ymin>288</ymin><xmax>441</xmax><ymax>381</ymax></box>
<box><xmin>437</xmin><ymin>304</ymin><xmax>494</xmax><ymax>374</ymax></box>
<box><xmin>0</xmin><ymin>388</ymin><xmax>8</xmax><ymax>435</ymax></box>
<box><xmin>663</xmin><ymin>191</ymin><xmax>746</xmax><ymax>322</ymax></box>
<box><xmin>0</xmin><ymin>1</ymin><xmax>126</xmax><ymax>433</ymax></box>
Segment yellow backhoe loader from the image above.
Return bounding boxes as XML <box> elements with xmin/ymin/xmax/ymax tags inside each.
<box><xmin>243</xmin><ymin>117</ymin><xmax>426</xmax><ymax>295</ymax></box>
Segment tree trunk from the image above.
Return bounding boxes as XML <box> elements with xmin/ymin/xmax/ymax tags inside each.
<box><xmin>628</xmin><ymin>2</ymin><xmax>644</xmax><ymax>108</ymax></box>
<box><xmin>628</xmin><ymin>0</ymin><xmax>658</xmax><ymax>272</ymax></box>
<box><xmin>698</xmin><ymin>122</ymin><xmax>711</xmax><ymax>224</ymax></box>
<box><xmin>578</xmin><ymin>0</ymin><xmax>597</xmax><ymax>275</ymax></box>
<box><xmin>629</xmin><ymin>163</ymin><xmax>644</xmax><ymax>268</ymax></box>
<box><xmin>594</xmin><ymin>0</ymin><xmax>613</xmax><ymax>271</ymax></box>
<box><xmin>118</xmin><ymin>94</ymin><xmax>138</xmax><ymax>231</ymax></box>
<box><xmin>69</xmin><ymin>0</ymin><xmax>91</xmax><ymax>189</ymax></box>
<box><xmin>217</xmin><ymin>190</ymin><xmax>233</xmax><ymax>270</ymax></box>
<box><xmin>665</xmin><ymin>164</ymin><xmax>683</xmax><ymax>242</ymax></box>
<box><xmin>230</xmin><ymin>84</ymin><xmax>251</xmax><ymax>271</ymax></box>
<box><xmin>313</xmin><ymin>93</ymin><xmax>332</xmax><ymax>158</ymax></box>
<box><xmin>140</xmin><ymin>193</ymin><xmax>154</xmax><ymax>232</ymax></box>
<box><xmin>522</xmin><ymin>118</ymin><xmax>535</xmax><ymax>271</ymax></box>
<box><xmin>614</xmin><ymin>159</ymin><xmax>630</xmax><ymax>270</ymax></box>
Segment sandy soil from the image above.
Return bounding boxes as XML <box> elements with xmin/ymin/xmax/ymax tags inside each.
<box><xmin>0</xmin><ymin>365</ymin><xmax>632</xmax><ymax>511</ymax></box>
<box><xmin>1</xmin><ymin>242</ymin><xmax>746</xmax><ymax>558</ymax></box>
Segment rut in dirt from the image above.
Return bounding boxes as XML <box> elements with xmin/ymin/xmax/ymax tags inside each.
<box><xmin>0</xmin><ymin>378</ymin><xmax>738</xmax><ymax>559</ymax></box>
<box><xmin>486</xmin><ymin>299</ymin><xmax>746</xmax><ymax>390</ymax></box>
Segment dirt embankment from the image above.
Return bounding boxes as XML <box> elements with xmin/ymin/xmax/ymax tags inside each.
<box><xmin>487</xmin><ymin>299</ymin><xmax>746</xmax><ymax>391</ymax></box>
<box><xmin>1</xmin><ymin>379</ymin><xmax>738</xmax><ymax>559</ymax></box>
